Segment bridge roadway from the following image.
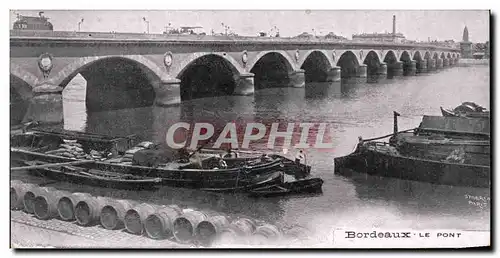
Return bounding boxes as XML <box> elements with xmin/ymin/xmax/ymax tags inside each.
<box><xmin>10</xmin><ymin>30</ymin><xmax>460</xmax><ymax>124</ymax></box>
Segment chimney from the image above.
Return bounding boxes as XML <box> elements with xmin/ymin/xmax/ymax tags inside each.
<box><xmin>392</xmin><ymin>15</ymin><xmax>396</xmax><ymax>35</ymax></box>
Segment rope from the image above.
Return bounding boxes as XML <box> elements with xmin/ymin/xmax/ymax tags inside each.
<box><xmin>361</xmin><ymin>128</ymin><xmax>416</xmax><ymax>142</ymax></box>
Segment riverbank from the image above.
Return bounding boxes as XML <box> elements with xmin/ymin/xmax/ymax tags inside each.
<box><xmin>457</xmin><ymin>59</ymin><xmax>489</xmax><ymax>66</ymax></box>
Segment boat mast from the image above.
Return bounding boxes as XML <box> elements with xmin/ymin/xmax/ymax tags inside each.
<box><xmin>393</xmin><ymin>111</ymin><xmax>400</xmax><ymax>136</ymax></box>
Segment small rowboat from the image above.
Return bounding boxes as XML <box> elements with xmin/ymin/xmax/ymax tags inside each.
<box><xmin>200</xmin><ymin>171</ymin><xmax>284</xmax><ymax>193</ymax></box>
<box><xmin>248</xmin><ymin>177</ymin><xmax>324</xmax><ymax>197</ymax></box>
<box><xmin>18</xmin><ymin>160</ymin><xmax>163</xmax><ymax>190</ymax></box>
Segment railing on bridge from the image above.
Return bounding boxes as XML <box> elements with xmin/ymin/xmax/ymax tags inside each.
<box><xmin>10</xmin><ymin>30</ymin><xmax>459</xmax><ymax>51</ymax></box>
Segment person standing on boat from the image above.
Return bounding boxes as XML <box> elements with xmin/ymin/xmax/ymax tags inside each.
<box><xmin>218</xmin><ymin>156</ymin><xmax>228</xmax><ymax>169</ymax></box>
<box><xmin>190</xmin><ymin>152</ymin><xmax>203</xmax><ymax>169</ymax></box>
<box><xmin>224</xmin><ymin>147</ymin><xmax>238</xmax><ymax>158</ymax></box>
<box><xmin>295</xmin><ymin>150</ymin><xmax>305</xmax><ymax>165</ymax></box>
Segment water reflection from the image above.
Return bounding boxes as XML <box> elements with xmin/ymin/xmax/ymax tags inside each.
<box><xmin>305</xmin><ymin>82</ymin><xmax>342</xmax><ymax>99</ymax></box>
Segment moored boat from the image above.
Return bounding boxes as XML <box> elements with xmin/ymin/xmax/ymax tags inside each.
<box><xmin>248</xmin><ymin>177</ymin><xmax>324</xmax><ymax>197</ymax></box>
<box><xmin>440</xmin><ymin>102</ymin><xmax>490</xmax><ymax>118</ymax></box>
<box><xmin>10</xmin><ymin>130</ymin><xmax>291</xmax><ymax>190</ymax></box>
<box><xmin>334</xmin><ymin>111</ymin><xmax>491</xmax><ymax>188</ymax></box>
<box><xmin>15</xmin><ymin>160</ymin><xmax>163</xmax><ymax>190</ymax></box>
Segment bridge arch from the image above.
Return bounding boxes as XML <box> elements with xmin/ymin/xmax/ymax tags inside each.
<box><xmin>54</xmin><ymin>56</ymin><xmax>164</xmax><ymax>112</ymax></box>
<box><xmin>173</xmin><ymin>52</ymin><xmax>245</xmax><ymax>80</ymax></box>
<box><xmin>424</xmin><ymin>51</ymin><xmax>432</xmax><ymax>60</ymax></box>
<box><xmin>249</xmin><ymin>51</ymin><xmax>296</xmax><ymax>89</ymax></box>
<box><xmin>363</xmin><ymin>50</ymin><xmax>383</xmax><ymax>77</ymax></box>
<box><xmin>413</xmin><ymin>51</ymin><xmax>423</xmax><ymax>61</ymax></box>
<box><xmin>440</xmin><ymin>52</ymin><xmax>446</xmax><ymax>59</ymax></box>
<box><xmin>382</xmin><ymin>50</ymin><xmax>398</xmax><ymax>64</ymax></box>
<box><xmin>299</xmin><ymin>50</ymin><xmax>334</xmax><ymax>82</ymax></box>
<box><xmin>399</xmin><ymin>50</ymin><xmax>413</xmax><ymax>75</ymax></box>
<box><xmin>447</xmin><ymin>53</ymin><xmax>452</xmax><ymax>59</ymax></box>
<box><xmin>177</xmin><ymin>54</ymin><xmax>244</xmax><ymax>100</ymax></box>
<box><xmin>10</xmin><ymin>74</ymin><xmax>33</xmax><ymax>125</ymax></box>
<box><xmin>54</xmin><ymin>55</ymin><xmax>166</xmax><ymax>88</ymax></box>
<box><xmin>336</xmin><ymin>50</ymin><xmax>360</xmax><ymax>78</ymax></box>
<box><xmin>10</xmin><ymin>64</ymin><xmax>39</xmax><ymax>88</ymax></box>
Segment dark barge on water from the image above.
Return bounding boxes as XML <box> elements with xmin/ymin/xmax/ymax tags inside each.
<box><xmin>10</xmin><ymin>126</ymin><xmax>321</xmax><ymax>195</ymax></box>
<box><xmin>334</xmin><ymin>111</ymin><xmax>491</xmax><ymax>188</ymax></box>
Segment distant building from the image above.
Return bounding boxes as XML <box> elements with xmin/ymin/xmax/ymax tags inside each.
<box><xmin>294</xmin><ymin>32</ymin><xmax>315</xmax><ymax>39</ymax></box>
<box><xmin>473</xmin><ymin>52</ymin><xmax>485</xmax><ymax>59</ymax></box>
<box><xmin>352</xmin><ymin>15</ymin><xmax>406</xmax><ymax>43</ymax></box>
<box><xmin>13</xmin><ymin>12</ymin><xmax>53</xmax><ymax>31</ymax></box>
<box><xmin>323</xmin><ymin>32</ymin><xmax>347</xmax><ymax>40</ymax></box>
<box><xmin>460</xmin><ymin>26</ymin><xmax>473</xmax><ymax>58</ymax></box>
<box><xmin>352</xmin><ymin>32</ymin><xmax>406</xmax><ymax>43</ymax></box>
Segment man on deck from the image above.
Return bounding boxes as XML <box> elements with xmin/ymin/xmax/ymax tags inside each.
<box><xmin>295</xmin><ymin>150</ymin><xmax>305</xmax><ymax>165</ymax></box>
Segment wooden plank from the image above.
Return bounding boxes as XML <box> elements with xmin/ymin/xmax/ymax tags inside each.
<box><xmin>11</xmin><ymin>160</ymin><xmax>95</xmax><ymax>171</ymax></box>
<box><xmin>419</xmin><ymin>116</ymin><xmax>490</xmax><ymax>136</ymax></box>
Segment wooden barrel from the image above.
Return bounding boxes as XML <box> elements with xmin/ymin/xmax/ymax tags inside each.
<box><xmin>195</xmin><ymin>215</ymin><xmax>230</xmax><ymax>247</ymax></box>
<box><xmin>144</xmin><ymin>205</ymin><xmax>183</xmax><ymax>239</ymax></box>
<box><xmin>74</xmin><ymin>196</ymin><xmax>108</xmax><ymax>226</ymax></box>
<box><xmin>23</xmin><ymin>186</ymin><xmax>56</xmax><ymax>214</ymax></box>
<box><xmin>252</xmin><ymin>224</ymin><xmax>282</xmax><ymax>244</ymax></box>
<box><xmin>173</xmin><ymin>210</ymin><xmax>208</xmax><ymax>243</ymax></box>
<box><xmin>33</xmin><ymin>190</ymin><xmax>68</xmax><ymax>220</ymax></box>
<box><xmin>57</xmin><ymin>192</ymin><xmax>93</xmax><ymax>221</ymax></box>
<box><xmin>231</xmin><ymin>218</ymin><xmax>257</xmax><ymax>236</ymax></box>
<box><xmin>124</xmin><ymin>203</ymin><xmax>158</xmax><ymax>235</ymax></box>
<box><xmin>100</xmin><ymin>199</ymin><xmax>138</xmax><ymax>230</ymax></box>
<box><xmin>10</xmin><ymin>182</ymin><xmax>34</xmax><ymax>210</ymax></box>
<box><xmin>215</xmin><ymin>218</ymin><xmax>256</xmax><ymax>246</ymax></box>
<box><xmin>284</xmin><ymin>226</ymin><xmax>311</xmax><ymax>241</ymax></box>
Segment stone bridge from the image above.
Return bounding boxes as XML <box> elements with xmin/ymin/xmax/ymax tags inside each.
<box><xmin>10</xmin><ymin>30</ymin><xmax>460</xmax><ymax>124</ymax></box>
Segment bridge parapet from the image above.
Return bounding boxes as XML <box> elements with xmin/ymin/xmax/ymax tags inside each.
<box><xmin>10</xmin><ymin>30</ymin><xmax>459</xmax><ymax>51</ymax></box>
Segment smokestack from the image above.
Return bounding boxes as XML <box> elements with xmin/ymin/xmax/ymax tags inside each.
<box><xmin>392</xmin><ymin>15</ymin><xmax>396</xmax><ymax>35</ymax></box>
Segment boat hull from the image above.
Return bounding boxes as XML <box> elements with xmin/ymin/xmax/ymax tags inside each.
<box><xmin>334</xmin><ymin>145</ymin><xmax>490</xmax><ymax>188</ymax></box>
<box><xmin>248</xmin><ymin>177</ymin><xmax>324</xmax><ymax>197</ymax></box>
<box><xmin>24</xmin><ymin>165</ymin><xmax>162</xmax><ymax>190</ymax></box>
<box><xmin>392</xmin><ymin>133</ymin><xmax>490</xmax><ymax>166</ymax></box>
<box><xmin>11</xmin><ymin>148</ymin><xmax>283</xmax><ymax>190</ymax></box>
<box><xmin>440</xmin><ymin>106</ymin><xmax>490</xmax><ymax>118</ymax></box>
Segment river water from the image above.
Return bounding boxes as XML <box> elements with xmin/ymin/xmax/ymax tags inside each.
<box><xmin>17</xmin><ymin>65</ymin><xmax>491</xmax><ymax>246</ymax></box>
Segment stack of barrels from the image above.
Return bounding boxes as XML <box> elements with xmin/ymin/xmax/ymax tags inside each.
<box><xmin>10</xmin><ymin>180</ymin><xmax>308</xmax><ymax>247</ymax></box>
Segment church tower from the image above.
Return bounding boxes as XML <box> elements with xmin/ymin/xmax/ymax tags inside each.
<box><xmin>462</xmin><ymin>26</ymin><xmax>469</xmax><ymax>42</ymax></box>
<box><xmin>460</xmin><ymin>26</ymin><xmax>472</xmax><ymax>58</ymax></box>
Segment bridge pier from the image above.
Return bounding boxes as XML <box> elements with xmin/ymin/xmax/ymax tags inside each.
<box><xmin>405</xmin><ymin>61</ymin><xmax>417</xmax><ymax>76</ymax></box>
<box><xmin>418</xmin><ymin>60</ymin><xmax>427</xmax><ymax>73</ymax></box>
<box><xmin>388</xmin><ymin>61</ymin><xmax>404</xmax><ymax>77</ymax></box>
<box><xmin>443</xmin><ymin>58</ymin><xmax>450</xmax><ymax>67</ymax></box>
<box><xmin>356</xmin><ymin>64</ymin><xmax>367</xmax><ymax>78</ymax></box>
<box><xmin>378</xmin><ymin>63</ymin><xmax>388</xmax><ymax>76</ymax></box>
<box><xmin>23</xmin><ymin>83</ymin><xmax>64</xmax><ymax>125</ymax></box>
<box><xmin>326</xmin><ymin>67</ymin><xmax>341</xmax><ymax>82</ymax></box>
<box><xmin>427</xmin><ymin>59</ymin><xmax>436</xmax><ymax>71</ymax></box>
<box><xmin>155</xmin><ymin>79</ymin><xmax>181</xmax><ymax>106</ymax></box>
<box><xmin>288</xmin><ymin>70</ymin><xmax>306</xmax><ymax>88</ymax></box>
<box><xmin>233</xmin><ymin>73</ymin><xmax>255</xmax><ymax>95</ymax></box>
<box><xmin>436</xmin><ymin>59</ymin><xmax>444</xmax><ymax>69</ymax></box>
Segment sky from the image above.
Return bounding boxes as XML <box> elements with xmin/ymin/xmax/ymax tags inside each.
<box><xmin>10</xmin><ymin>10</ymin><xmax>490</xmax><ymax>42</ymax></box>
